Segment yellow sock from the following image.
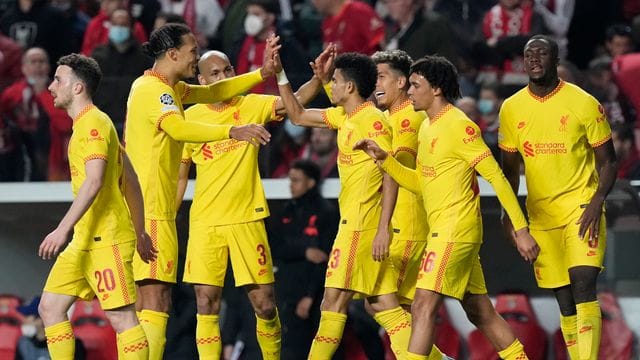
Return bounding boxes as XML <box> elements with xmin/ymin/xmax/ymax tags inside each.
<box><xmin>138</xmin><ymin>309</ymin><xmax>168</xmax><ymax>360</ymax></box>
<box><xmin>576</xmin><ymin>301</ymin><xmax>601</xmax><ymax>360</ymax></box>
<box><xmin>255</xmin><ymin>309</ymin><xmax>281</xmax><ymax>360</ymax></box>
<box><xmin>560</xmin><ymin>314</ymin><xmax>579</xmax><ymax>359</ymax></box>
<box><xmin>497</xmin><ymin>339</ymin><xmax>528</xmax><ymax>360</ymax></box>
<box><xmin>196</xmin><ymin>314</ymin><xmax>222</xmax><ymax>360</ymax></box>
<box><xmin>45</xmin><ymin>320</ymin><xmax>75</xmax><ymax>360</ymax></box>
<box><xmin>118</xmin><ymin>325</ymin><xmax>149</xmax><ymax>360</ymax></box>
<box><xmin>407</xmin><ymin>352</ymin><xmax>428</xmax><ymax>360</ymax></box>
<box><xmin>373</xmin><ymin>306</ymin><xmax>411</xmax><ymax>358</ymax></box>
<box><xmin>308</xmin><ymin>311</ymin><xmax>347</xmax><ymax>360</ymax></box>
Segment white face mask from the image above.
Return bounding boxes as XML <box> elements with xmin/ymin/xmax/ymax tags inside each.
<box><xmin>284</xmin><ymin>119</ymin><xmax>306</xmax><ymax>139</ymax></box>
<box><xmin>244</xmin><ymin>14</ymin><xmax>264</xmax><ymax>36</ymax></box>
<box><xmin>21</xmin><ymin>324</ymin><xmax>37</xmax><ymax>338</ymax></box>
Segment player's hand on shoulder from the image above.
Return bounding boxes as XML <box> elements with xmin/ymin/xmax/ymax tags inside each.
<box><xmin>137</xmin><ymin>232</ymin><xmax>158</xmax><ymax>263</ymax></box>
<box><xmin>353</xmin><ymin>139</ymin><xmax>388</xmax><ymax>161</ymax></box>
<box><xmin>514</xmin><ymin>227</ymin><xmax>540</xmax><ymax>264</ymax></box>
<box><xmin>38</xmin><ymin>228</ymin><xmax>69</xmax><ymax>260</ymax></box>
<box><xmin>230</xmin><ymin>124</ymin><xmax>271</xmax><ymax>146</ymax></box>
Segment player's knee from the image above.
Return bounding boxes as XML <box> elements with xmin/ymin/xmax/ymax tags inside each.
<box><xmin>195</xmin><ymin>294</ymin><xmax>221</xmax><ymax>315</ymax></box>
<box><xmin>253</xmin><ymin>298</ymin><xmax>277</xmax><ymax>319</ymax></box>
<box><xmin>104</xmin><ymin>309</ymin><xmax>138</xmax><ymax>333</ymax></box>
<box><xmin>38</xmin><ymin>297</ymin><xmax>63</xmax><ymax>326</ymax></box>
<box><xmin>462</xmin><ymin>298</ymin><xmax>495</xmax><ymax>327</ymax></box>
<box><xmin>411</xmin><ymin>294</ymin><xmax>439</xmax><ymax>320</ymax></box>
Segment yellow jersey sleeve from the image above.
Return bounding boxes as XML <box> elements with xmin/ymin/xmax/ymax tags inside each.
<box><xmin>321</xmin><ymin>106</ymin><xmax>345</xmax><ymax>129</ymax></box>
<box><xmin>581</xmin><ymin>96</ymin><xmax>612</xmax><ymax>147</ymax></box>
<box><xmin>177</xmin><ymin>69</ymin><xmax>263</xmax><ymax>105</ymax></box>
<box><xmin>244</xmin><ymin>93</ymin><xmax>281</xmax><ymax>124</ymax></box>
<box><xmin>498</xmin><ymin>103</ymin><xmax>518</xmax><ymax>153</ymax></box>
<box><xmin>380</xmin><ymin>156</ymin><xmax>420</xmax><ymax>194</ymax></box>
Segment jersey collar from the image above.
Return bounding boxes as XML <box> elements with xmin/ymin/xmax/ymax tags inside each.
<box><xmin>388</xmin><ymin>99</ymin><xmax>413</xmax><ymax>116</ymax></box>
<box><xmin>347</xmin><ymin>101</ymin><xmax>374</xmax><ymax>119</ymax></box>
<box><xmin>144</xmin><ymin>69</ymin><xmax>170</xmax><ymax>86</ymax></box>
<box><xmin>73</xmin><ymin>104</ymin><xmax>95</xmax><ymax>124</ymax></box>
<box><xmin>429</xmin><ymin>103</ymin><xmax>453</xmax><ymax>124</ymax></box>
<box><xmin>527</xmin><ymin>79</ymin><xmax>565</xmax><ymax>103</ymax></box>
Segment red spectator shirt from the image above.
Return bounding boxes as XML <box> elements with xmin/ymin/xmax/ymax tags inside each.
<box><xmin>322</xmin><ymin>0</ymin><xmax>384</xmax><ymax>55</ymax></box>
<box><xmin>81</xmin><ymin>11</ymin><xmax>148</xmax><ymax>55</ymax></box>
<box><xmin>613</xmin><ymin>53</ymin><xmax>640</xmax><ymax>127</ymax></box>
<box><xmin>0</xmin><ymin>80</ymin><xmax>72</xmax><ymax>180</ymax></box>
<box><xmin>236</xmin><ymin>35</ymin><xmax>278</xmax><ymax>95</ymax></box>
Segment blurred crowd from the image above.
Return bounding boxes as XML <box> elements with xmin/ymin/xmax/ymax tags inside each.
<box><xmin>1</xmin><ymin>0</ymin><xmax>640</xmax><ymax>182</ymax></box>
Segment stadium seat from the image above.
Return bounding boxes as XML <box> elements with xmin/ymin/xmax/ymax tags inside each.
<box><xmin>71</xmin><ymin>299</ymin><xmax>117</xmax><ymax>360</ymax></box>
<box><xmin>435</xmin><ymin>304</ymin><xmax>462</xmax><ymax>358</ymax></box>
<box><xmin>0</xmin><ymin>295</ymin><xmax>24</xmax><ymax>360</ymax></box>
<box><xmin>553</xmin><ymin>292</ymin><xmax>634</xmax><ymax>360</ymax></box>
<box><xmin>468</xmin><ymin>293</ymin><xmax>547</xmax><ymax>360</ymax></box>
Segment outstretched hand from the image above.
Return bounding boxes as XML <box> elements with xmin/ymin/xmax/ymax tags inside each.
<box><xmin>353</xmin><ymin>139</ymin><xmax>388</xmax><ymax>162</ymax></box>
<box><xmin>310</xmin><ymin>43</ymin><xmax>337</xmax><ymax>84</ymax></box>
<box><xmin>261</xmin><ymin>34</ymin><xmax>282</xmax><ymax>79</ymax></box>
<box><xmin>230</xmin><ymin>124</ymin><xmax>271</xmax><ymax>146</ymax></box>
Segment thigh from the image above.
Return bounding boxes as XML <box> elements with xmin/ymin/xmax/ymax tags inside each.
<box><xmin>531</xmin><ymin>227</ymin><xmax>569</xmax><ymax>289</ymax></box>
<box><xmin>44</xmin><ymin>246</ymin><xmax>93</xmax><ymax>301</ymax></box>
<box><xmin>564</xmin><ymin>212</ymin><xmax>607</xmax><ymax>270</ymax></box>
<box><xmin>226</xmin><ymin>220</ymin><xmax>275</xmax><ymax>286</ymax></box>
<box><xmin>391</xmin><ymin>239</ymin><xmax>428</xmax><ymax>304</ymax></box>
<box><xmin>133</xmin><ymin>219</ymin><xmax>178</xmax><ymax>283</ymax></box>
<box><xmin>183</xmin><ymin>222</ymin><xmax>229</xmax><ymax>287</ymax></box>
<box><xmin>85</xmin><ymin>242</ymin><xmax>136</xmax><ymax>310</ymax></box>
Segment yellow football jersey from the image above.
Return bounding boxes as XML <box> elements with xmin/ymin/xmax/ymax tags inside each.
<box><xmin>322</xmin><ymin>101</ymin><xmax>392</xmax><ymax>231</ymax></box>
<box><xmin>387</xmin><ymin>100</ymin><xmax>429</xmax><ymax>241</ymax></box>
<box><xmin>499</xmin><ymin>80</ymin><xmax>612</xmax><ymax>230</ymax></box>
<box><xmin>382</xmin><ymin>104</ymin><xmax>528</xmax><ymax>242</ymax></box>
<box><xmin>68</xmin><ymin>105</ymin><xmax>135</xmax><ymax>250</ymax></box>
<box><xmin>182</xmin><ymin>94</ymin><xmax>280</xmax><ymax>224</ymax></box>
<box><xmin>124</xmin><ymin>70</ymin><xmax>262</xmax><ymax>220</ymax></box>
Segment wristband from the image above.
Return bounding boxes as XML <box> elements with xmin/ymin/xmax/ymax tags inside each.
<box><xmin>277</xmin><ymin>70</ymin><xmax>290</xmax><ymax>85</ymax></box>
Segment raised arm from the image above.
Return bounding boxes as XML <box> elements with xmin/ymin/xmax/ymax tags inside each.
<box><xmin>122</xmin><ymin>152</ymin><xmax>157</xmax><ymax>263</ymax></box>
<box><xmin>39</xmin><ymin>159</ymin><xmax>106</xmax><ymax>259</ymax></box>
<box><xmin>274</xmin><ymin>75</ymin><xmax>323</xmax><ymax>117</ymax></box>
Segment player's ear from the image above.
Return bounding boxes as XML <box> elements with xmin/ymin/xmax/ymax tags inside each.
<box><xmin>346</xmin><ymin>80</ymin><xmax>355</xmax><ymax>95</ymax></box>
<box><xmin>397</xmin><ymin>75</ymin><xmax>407</xmax><ymax>91</ymax></box>
<box><xmin>167</xmin><ymin>48</ymin><xmax>179</xmax><ymax>62</ymax></box>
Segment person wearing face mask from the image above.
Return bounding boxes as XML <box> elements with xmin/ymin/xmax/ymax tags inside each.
<box><xmin>235</xmin><ymin>0</ymin><xmax>311</xmax><ymax>96</ymax></box>
<box><xmin>477</xmin><ymin>82</ymin><xmax>506</xmax><ymax>159</ymax></box>
<box><xmin>80</xmin><ymin>0</ymin><xmax>148</xmax><ymax>55</ymax></box>
<box><xmin>91</xmin><ymin>9</ymin><xmax>153</xmax><ymax>135</ymax></box>
<box><xmin>15</xmin><ymin>296</ymin><xmax>87</xmax><ymax>360</ymax></box>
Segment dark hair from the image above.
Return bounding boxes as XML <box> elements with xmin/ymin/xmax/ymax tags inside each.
<box><xmin>291</xmin><ymin>159</ymin><xmax>321</xmax><ymax>186</ymax></box>
<box><xmin>247</xmin><ymin>0</ymin><xmax>280</xmax><ymax>15</ymax></box>
<box><xmin>606</xmin><ymin>23</ymin><xmax>632</xmax><ymax>42</ymax></box>
<box><xmin>57</xmin><ymin>53</ymin><xmax>102</xmax><ymax>98</ymax></box>
<box><xmin>612</xmin><ymin>122</ymin><xmax>635</xmax><ymax>143</ymax></box>
<box><xmin>142</xmin><ymin>23</ymin><xmax>192</xmax><ymax>59</ymax></box>
<box><xmin>371</xmin><ymin>49</ymin><xmax>413</xmax><ymax>79</ymax></box>
<box><xmin>527</xmin><ymin>34</ymin><xmax>559</xmax><ymax>59</ymax></box>
<box><xmin>410</xmin><ymin>55</ymin><xmax>461</xmax><ymax>103</ymax></box>
<box><xmin>334</xmin><ymin>52</ymin><xmax>377</xmax><ymax>99</ymax></box>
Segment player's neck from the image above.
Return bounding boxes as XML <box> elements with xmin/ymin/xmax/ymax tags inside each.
<box><xmin>67</xmin><ymin>98</ymin><xmax>93</xmax><ymax>121</ymax></box>
<box><xmin>425</xmin><ymin>97</ymin><xmax>449</xmax><ymax>120</ymax></box>
<box><xmin>528</xmin><ymin>77</ymin><xmax>560</xmax><ymax>98</ymax></box>
<box><xmin>342</xmin><ymin>95</ymin><xmax>366</xmax><ymax>115</ymax></box>
<box><xmin>152</xmin><ymin>62</ymin><xmax>180</xmax><ymax>87</ymax></box>
<box><xmin>388</xmin><ymin>93</ymin><xmax>410</xmax><ymax>112</ymax></box>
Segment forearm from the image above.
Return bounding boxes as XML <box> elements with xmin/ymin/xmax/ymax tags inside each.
<box><xmin>176</xmin><ymin>162</ymin><xmax>190</xmax><ymax>210</ymax></box>
<box><xmin>123</xmin><ymin>154</ymin><xmax>146</xmax><ymax>236</ymax></box>
<box><xmin>477</xmin><ymin>157</ymin><xmax>528</xmax><ymax>230</ymax></box>
<box><xmin>379</xmin><ymin>156</ymin><xmax>420</xmax><ymax>194</ymax></box>
<box><xmin>58</xmin><ymin>177</ymin><xmax>102</xmax><ymax>232</ymax></box>
<box><xmin>188</xmin><ymin>69</ymin><xmax>263</xmax><ymax>104</ymax></box>
<box><xmin>295</xmin><ymin>76</ymin><xmax>322</xmax><ymax>106</ymax></box>
<box><xmin>593</xmin><ymin>157</ymin><xmax>617</xmax><ymax>203</ymax></box>
<box><xmin>377</xmin><ymin>173</ymin><xmax>398</xmax><ymax>232</ymax></box>
<box><xmin>162</xmin><ymin>115</ymin><xmax>232</xmax><ymax>142</ymax></box>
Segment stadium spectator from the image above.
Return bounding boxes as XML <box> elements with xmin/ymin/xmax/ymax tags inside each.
<box><xmin>50</xmin><ymin>0</ymin><xmax>91</xmax><ymax>53</ymax></box>
<box><xmin>477</xmin><ymin>82</ymin><xmax>506</xmax><ymax>158</ymax></box>
<box><xmin>0</xmin><ymin>47</ymin><xmax>73</xmax><ymax>181</ymax></box>
<box><xmin>269</xmin><ymin>159</ymin><xmax>338</xmax><ymax>360</ymax></box>
<box><xmin>591</xmin><ymin>23</ymin><xmax>636</xmax><ymax>67</ymax></box>
<box><xmin>152</xmin><ymin>11</ymin><xmax>186</xmax><ymax>30</ymax></box>
<box><xmin>612</xmin><ymin>52</ymin><xmax>640</xmax><ymax>150</ymax></box>
<box><xmin>129</xmin><ymin>0</ymin><xmax>161</xmax><ymax>36</ymax></box>
<box><xmin>312</xmin><ymin>0</ymin><xmax>384</xmax><ymax>55</ymax></box>
<box><xmin>380</xmin><ymin>0</ymin><xmax>457</xmax><ymax>61</ymax></box>
<box><xmin>455</xmin><ymin>96</ymin><xmax>480</xmax><ymax>124</ymax></box>
<box><xmin>0</xmin><ymin>33</ymin><xmax>22</xmax><ymax>92</ymax></box>
<box><xmin>304</xmin><ymin>127</ymin><xmax>338</xmax><ymax>178</ymax></box>
<box><xmin>81</xmin><ymin>0</ymin><xmax>147</xmax><ymax>55</ymax></box>
<box><xmin>612</xmin><ymin>122</ymin><xmax>640</xmax><ymax>180</ymax></box>
<box><xmin>0</xmin><ymin>0</ymin><xmax>72</xmax><ymax>69</ymax></box>
<box><xmin>265</xmin><ymin>119</ymin><xmax>310</xmax><ymax>178</ymax></box>
<box><xmin>92</xmin><ymin>8</ymin><xmax>153</xmax><ymax>135</ymax></box>
<box><xmin>157</xmin><ymin>0</ymin><xmax>223</xmax><ymax>49</ymax></box>
<box><xmin>585</xmin><ymin>58</ymin><xmax>626</xmax><ymax>124</ymax></box>
<box><xmin>533</xmin><ymin>0</ymin><xmax>575</xmax><ymax>58</ymax></box>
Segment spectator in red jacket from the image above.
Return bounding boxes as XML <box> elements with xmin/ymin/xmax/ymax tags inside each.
<box><xmin>312</xmin><ymin>0</ymin><xmax>384</xmax><ymax>55</ymax></box>
<box><xmin>0</xmin><ymin>33</ymin><xmax>22</xmax><ymax>92</ymax></box>
<box><xmin>80</xmin><ymin>0</ymin><xmax>147</xmax><ymax>55</ymax></box>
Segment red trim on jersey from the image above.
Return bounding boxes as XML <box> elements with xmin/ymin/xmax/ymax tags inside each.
<box><xmin>526</xmin><ymin>80</ymin><xmax>565</xmax><ymax>103</ymax></box>
<box><xmin>343</xmin><ymin>231</ymin><xmax>360</xmax><ymax>289</ymax></box>
<box><xmin>429</xmin><ymin>104</ymin><xmax>453</xmax><ymax>125</ymax></box>
<box><xmin>149</xmin><ymin>220</ymin><xmax>158</xmax><ymax>279</ymax></box>
<box><xmin>434</xmin><ymin>242</ymin><xmax>455</xmax><ymax>292</ymax></box>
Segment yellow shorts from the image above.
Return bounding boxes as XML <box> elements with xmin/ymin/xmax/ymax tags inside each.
<box><xmin>183</xmin><ymin>220</ymin><xmax>274</xmax><ymax>287</ymax></box>
<box><xmin>531</xmin><ymin>213</ymin><xmax>607</xmax><ymax>289</ymax></box>
<box><xmin>415</xmin><ymin>240</ymin><xmax>487</xmax><ymax>300</ymax></box>
<box><xmin>44</xmin><ymin>242</ymin><xmax>136</xmax><ymax>310</ymax></box>
<box><xmin>325</xmin><ymin>227</ymin><xmax>397</xmax><ymax>297</ymax></box>
<box><xmin>389</xmin><ymin>239</ymin><xmax>427</xmax><ymax>304</ymax></box>
<box><xmin>133</xmin><ymin>219</ymin><xmax>178</xmax><ymax>283</ymax></box>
